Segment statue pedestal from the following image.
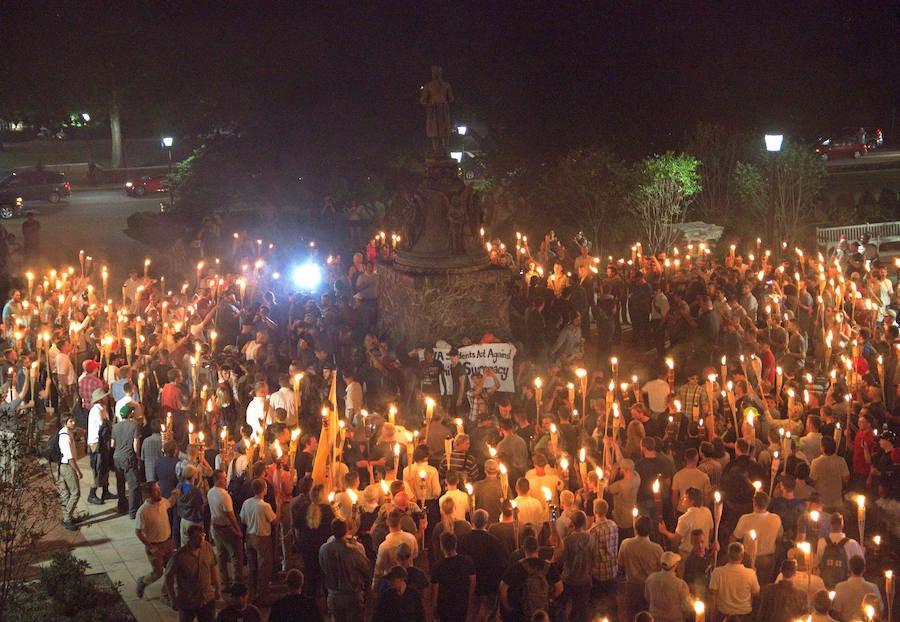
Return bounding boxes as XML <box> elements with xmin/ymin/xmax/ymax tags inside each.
<box><xmin>376</xmin><ymin>262</ymin><xmax>514</xmax><ymax>351</ymax></box>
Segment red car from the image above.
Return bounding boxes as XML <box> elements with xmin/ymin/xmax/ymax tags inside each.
<box><xmin>124</xmin><ymin>175</ymin><xmax>168</xmax><ymax>196</ymax></box>
<box><xmin>814</xmin><ymin>136</ymin><xmax>867</xmax><ymax>160</ymax></box>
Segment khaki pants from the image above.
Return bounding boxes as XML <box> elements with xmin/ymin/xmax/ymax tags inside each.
<box><xmin>211</xmin><ymin>524</ymin><xmax>244</xmax><ymax>589</ymax></box>
<box><xmin>141</xmin><ymin>538</ymin><xmax>174</xmax><ymax>587</ymax></box>
<box><xmin>56</xmin><ymin>462</ymin><xmax>80</xmax><ymax>522</ymax></box>
<box><xmin>246</xmin><ymin>533</ymin><xmax>273</xmax><ymax>600</ymax></box>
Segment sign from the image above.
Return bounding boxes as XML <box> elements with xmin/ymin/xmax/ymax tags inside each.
<box><xmin>434</xmin><ymin>343</ymin><xmax>517</xmax><ymax>394</ymax></box>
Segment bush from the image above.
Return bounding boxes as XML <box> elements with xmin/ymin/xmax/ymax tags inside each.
<box><xmin>38</xmin><ymin>552</ymin><xmax>123</xmax><ymax>619</ymax></box>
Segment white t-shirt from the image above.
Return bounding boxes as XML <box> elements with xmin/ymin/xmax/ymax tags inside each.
<box><xmin>87</xmin><ymin>404</ymin><xmax>104</xmax><ymax>445</ymax></box>
<box><xmin>135</xmin><ymin>498</ymin><xmax>172</xmax><ymax>544</ymax></box>
<box><xmin>644</xmin><ymin>379</ymin><xmax>670</xmax><ymax>414</ymax></box>
<box><xmin>674</xmin><ymin>506</ymin><xmax>714</xmax><ymax>554</ymax></box>
<box><xmin>513</xmin><ymin>494</ymin><xmax>545</xmax><ymax>528</ymax></box>
<box><xmin>207</xmin><ymin>485</ymin><xmax>234</xmax><ymax>526</ymax></box>
<box><xmin>240</xmin><ymin>496</ymin><xmax>276</xmax><ymax>536</ymax></box>
<box><xmin>733</xmin><ymin>511</ymin><xmax>783</xmax><ymax>556</ymax></box>
<box><xmin>439</xmin><ymin>489</ymin><xmax>470</xmax><ymax>523</ymax></box>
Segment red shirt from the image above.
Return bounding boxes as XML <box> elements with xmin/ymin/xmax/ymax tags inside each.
<box><xmin>852</xmin><ymin>429</ymin><xmax>875</xmax><ymax>476</ymax></box>
<box><xmin>78</xmin><ymin>373</ymin><xmax>105</xmax><ymax>408</ymax></box>
<box><xmin>160</xmin><ymin>382</ymin><xmax>182</xmax><ymax>414</ymax></box>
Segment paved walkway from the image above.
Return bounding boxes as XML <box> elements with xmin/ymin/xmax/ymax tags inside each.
<box><xmin>48</xmin><ymin>452</ymin><xmax>180</xmax><ymax>622</ymax></box>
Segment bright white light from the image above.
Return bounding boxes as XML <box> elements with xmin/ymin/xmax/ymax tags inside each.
<box><xmin>291</xmin><ymin>264</ymin><xmax>321</xmax><ymax>291</ymax></box>
<box><xmin>457</xmin><ymin>125</ymin><xmax>467</xmax><ymax>136</ymax></box>
<box><xmin>81</xmin><ymin>113</ymin><xmax>90</xmax><ymax>122</ymax></box>
<box><xmin>450</xmin><ymin>151</ymin><xmax>463</xmax><ymax>163</ymax></box>
<box><xmin>764</xmin><ymin>134</ymin><xmax>783</xmax><ymax>152</ymax></box>
<box><xmin>162</xmin><ymin>136</ymin><xmax>174</xmax><ymax>148</ymax></box>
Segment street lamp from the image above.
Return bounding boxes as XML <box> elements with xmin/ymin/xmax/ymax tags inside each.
<box><xmin>764</xmin><ymin>134</ymin><xmax>783</xmax><ymax>246</ymax></box>
<box><xmin>162</xmin><ymin>136</ymin><xmax>174</xmax><ymax>174</ymax></box>
<box><xmin>456</xmin><ymin>125</ymin><xmax>467</xmax><ymax>136</ymax></box>
<box><xmin>162</xmin><ymin>137</ymin><xmax>174</xmax><ymax>210</ymax></box>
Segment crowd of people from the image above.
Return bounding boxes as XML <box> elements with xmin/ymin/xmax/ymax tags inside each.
<box><xmin>1</xmin><ymin>222</ymin><xmax>898</xmax><ymax>622</ymax></box>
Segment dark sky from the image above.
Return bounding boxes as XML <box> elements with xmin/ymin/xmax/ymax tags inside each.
<box><xmin>1</xmin><ymin>1</ymin><xmax>896</xmax><ymax>159</ymax></box>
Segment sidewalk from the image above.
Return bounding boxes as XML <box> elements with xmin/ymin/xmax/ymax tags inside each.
<box><xmin>51</xmin><ymin>452</ymin><xmax>179</xmax><ymax>622</ymax></box>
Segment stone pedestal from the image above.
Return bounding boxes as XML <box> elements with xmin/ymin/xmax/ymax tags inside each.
<box><xmin>376</xmin><ymin>262</ymin><xmax>514</xmax><ymax>351</ymax></box>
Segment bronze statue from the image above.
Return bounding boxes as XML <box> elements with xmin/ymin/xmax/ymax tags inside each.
<box><xmin>420</xmin><ymin>65</ymin><xmax>453</xmax><ymax>156</ymax></box>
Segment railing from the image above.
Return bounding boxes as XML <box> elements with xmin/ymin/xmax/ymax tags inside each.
<box><xmin>816</xmin><ymin>221</ymin><xmax>900</xmax><ymax>247</ymax></box>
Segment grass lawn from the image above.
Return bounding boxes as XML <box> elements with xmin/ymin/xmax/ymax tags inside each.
<box><xmin>0</xmin><ymin>138</ymin><xmax>172</xmax><ymax>172</ymax></box>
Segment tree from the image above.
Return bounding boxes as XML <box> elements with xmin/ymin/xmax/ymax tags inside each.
<box><xmin>0</xmin><ymin>415</ymin><xmax>59</xmax><ymax>617</ymax></box>
<box><xmin>683</xmin><ymin>123</ymin><xmax>753</xmax><ymax>221</ymax></box>
<box><xmin>539</xmin><ymin>148</ymin><xmax>633</xmax><ymax>256</ymax></box>
<box><xmin>732</xmin><ymin>140</ymin><xmax>826</xmax><ymax>247</ymax></box>
<box><xmin>629</xmin><ymin>152</ymin><xmax>702</xmax><ymax>255</ymax></box>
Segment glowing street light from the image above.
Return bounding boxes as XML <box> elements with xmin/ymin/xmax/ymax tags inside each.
<box><xmin>764</xmin><ymin>133</ymin><xmax>783</xmax><ymax>245</ymax></box>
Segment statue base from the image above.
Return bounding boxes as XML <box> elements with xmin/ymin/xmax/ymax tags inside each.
<box><xmin>376</xmin><ymin>262</ymin><xmax>514</xmax><ymax>352</ymax></box>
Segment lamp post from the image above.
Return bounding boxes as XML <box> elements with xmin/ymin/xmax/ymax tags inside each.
<box><xmin>162</xmin><ymin>136</ymin><xmax>174</xmax><ymax>211</ymax></box>
<box><xmin>764</xmin><ymin>134</ymin><xmax>783</xmax><ymax>246</ymax></box>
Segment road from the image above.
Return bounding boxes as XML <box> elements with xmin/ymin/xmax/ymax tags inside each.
<box><xmin>10</xmin><ymin>187</ymin><xmax>163</xmax><ymax>287</ymax></box>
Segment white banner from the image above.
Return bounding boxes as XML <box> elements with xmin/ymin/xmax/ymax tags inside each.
<box><xmin>434</xmin><ymin>343</ymin><xmax>517</xmax><ymax>394</ymax></box>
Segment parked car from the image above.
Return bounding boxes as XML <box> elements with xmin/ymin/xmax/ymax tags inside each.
<box><xmin>0</xmin><ymin>170</ymin><xmax>71</xmax><ymax>203</ymax></box>
<box><xmin>814</xmin><ymin>136</ymin><xmax>867</xmax><ymax>160</ymax></box>
<box><xmin>124</xmin><ymin>175</ymin><xmax>168</xmax><ymax>197</ymax></box>
<box><xmin>0</xmin><ymin>192</ymin><xmax>24</xmax><ymax>219</ymax></box>
<box><xmin>840</xmin><ymin>127</ymin><xmax>883</xmax><ymax>151</ymax></box>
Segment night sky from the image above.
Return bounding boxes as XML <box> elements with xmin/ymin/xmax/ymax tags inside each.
<box><xmin>1</xmin><ymin>1</ymin><xmax>895</xmax><ymax>160</ymax></box>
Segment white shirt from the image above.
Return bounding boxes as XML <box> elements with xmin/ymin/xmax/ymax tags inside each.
<box><xmin>373</xmin><ymin>530</ymin><xmax>419</xmax><ymax>586</ymax></box>
<box><xmin>644</xmin><ymin>379</ymin><xmax>670</xmax><ymax>414</ymax></box>
<box><xmin>439</xmin><ymin>489</ymin><xmax>470</xmax><ymax>522</ymax></box>
<box><xmin>733</xmin><ymin>510</ymin><xmax>782</xmax><ymax>555</ymax></box>
<box><xmin>136</xmin><ymin>498</ymin><xmax>172</xmax><ymax>543</ymax></box>
<box><xmin>207</xmin><ymin>485</ymin><xmax>234</xmax><ymax>526</ymax></box>
<box><xmin>403</xmin><ymin>463</ymin><xmax>442</xmax><ymax>501</ymax></box>
<box><xmin>240</xmin><ymin>496</ymin><xmax>276</xmax><ymax>536</ymax></box>
<box><xmin>709</xmin><ymin>562</ymin><xmax>760</xmax><ymax>615</ymax></box>
<box><xmin>55</xmin><ymin>351</ymin><xmax>76</xmax><ymax>385</ymax></box>
<box><xmin>245</xmin><ymin>396</ymin><xmax>268</xmax><ymax>437</ymax></box>
<box><xmin>345</xmin><ymin>381</ymin><xmax>363</xmax><ymax>419</ymax></box>
<box><xmin>674</xmin><ymin>506</ymin><xmax>714</xmax><ymax>554</ymax></box>
<box><xmin>268</xmin><ymin>387</ymin><xmax>296</xmax><ymax>426</ymax></box>
<box><xmin>87</xmin><ymin>403</ymin><xmax>105</xmax><ymax>445</ymax></box>
<box><xmin>513</xmin><ymin>494</ymin><xmax>545</xmax><ymax>528</ymax></box>
<box><xmin>59</xmin><ymin>426</ymin><xmax>75</xmax><ymax>463</ymax></box>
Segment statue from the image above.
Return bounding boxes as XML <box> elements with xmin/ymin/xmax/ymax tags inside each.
<box><xmin>420</xmin><ymin>65</ymin><xmax>453</xmax><ymax>156</ymax></box>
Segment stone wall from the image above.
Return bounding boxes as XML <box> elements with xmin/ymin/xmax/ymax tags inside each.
<box><xmin>376</xmin><ymin>262</ymin><xmax>514</xmax><ymax>351</ymax></box>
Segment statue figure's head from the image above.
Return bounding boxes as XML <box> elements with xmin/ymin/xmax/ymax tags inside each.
<box><xmin>431</xmin><ymin>65</ymin><xmax>442</xmax><ymax>80</ymax></box>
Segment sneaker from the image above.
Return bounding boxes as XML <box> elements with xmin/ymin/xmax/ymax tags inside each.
<box><xmin>136</xmin><ymin>578</ymin><xmax>145</xmax><ymax>599</ymax></box>
<box><xmin>88</xmin><ymin>495</ymin><xmax>104</xmax><ymax>505</ymax></box>
<box><xmin>62</xmin><ymin>520</ymin><xmax>79</xmax><ymax>531</ymax></box>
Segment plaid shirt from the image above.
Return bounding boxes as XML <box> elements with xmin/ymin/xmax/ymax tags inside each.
<box><xmin>79</xmin><ymin>373</ymin><xmax>104</xmax><ymax>408</ymax></box>
<box><xmin>589</xmin><ymin>516</ymin><xmax>619</xmax><ymax>581</ymax></box>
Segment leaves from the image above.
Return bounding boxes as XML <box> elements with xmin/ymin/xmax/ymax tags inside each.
<box><xmin>629</xmin><ymin>152</ymin><xmax>701</xmax><ymax>254</ymax></box>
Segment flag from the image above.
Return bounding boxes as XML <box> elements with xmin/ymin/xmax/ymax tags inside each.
<box><xmin>311</xmin><ymin>371</ymin><xmax>340</xmax><ymax>492</ymax></box>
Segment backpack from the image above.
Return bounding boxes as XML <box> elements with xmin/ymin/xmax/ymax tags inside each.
<box><xmin>820</xmin><ymin>536</ymin><xmax>850</xmax><ymax>589</ymax></box>
<box><xmin>43</xmin><ymin>430</ymin><xmax>64</xmax><ymax>463</ymax></box>
<box><xmin>520</xmin><ymin>559</ymin><xmax>550</xmax><ymax>618</ymax></box>
<box><xmin>226</xmin><ymin>457</ymin><xmax>250</xmax><ymax>515</ymax></box>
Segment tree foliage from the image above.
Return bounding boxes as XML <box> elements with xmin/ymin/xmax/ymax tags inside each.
<box><xmin>0</xmin><ymin>426</ymin><xmax>59</xmax><ymax>617</ymax></box>
<box><xmin>683</xmin><ymin>123</ymin><xmax>753</xmax><ymax>221</ymax></box>
<box><xmin>732</xmin><ymin>140</ymin><xmax>826</xmax><ymax>246</ymax></box>
<box><xmin>629</xmin><ymin>152</ymin><xmax>702</xmax><ymax>254</ymax></box>
<box><xmin>539</xmin><ymin>148</ymin><xmax>633</xmax><ymax>256</ymax></box>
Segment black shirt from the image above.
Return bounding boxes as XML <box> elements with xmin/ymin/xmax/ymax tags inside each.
<box><xmin>430</xmin><ymin>554</ymin><xmax>475</xmax><ymax>620</ymax></box>
<box><xmin>268</xmin><ymin>593</ymin><xmax>323</xmax><ymax>622</ymax></box>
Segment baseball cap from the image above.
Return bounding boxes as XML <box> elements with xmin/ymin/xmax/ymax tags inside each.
<box><xmin>83</xmin><ymin>360</ymin><xmax>101</xmax><ymax>372</ymax></box>
<box><xmin>661</xmin><ymin>551</ymin><xmax>681</xmax><ymax>569</ymax></box>
<box><xmin>484</xmin><ymin>459</ymin><xmax>499</xmax><ymax>475</ymax></box>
